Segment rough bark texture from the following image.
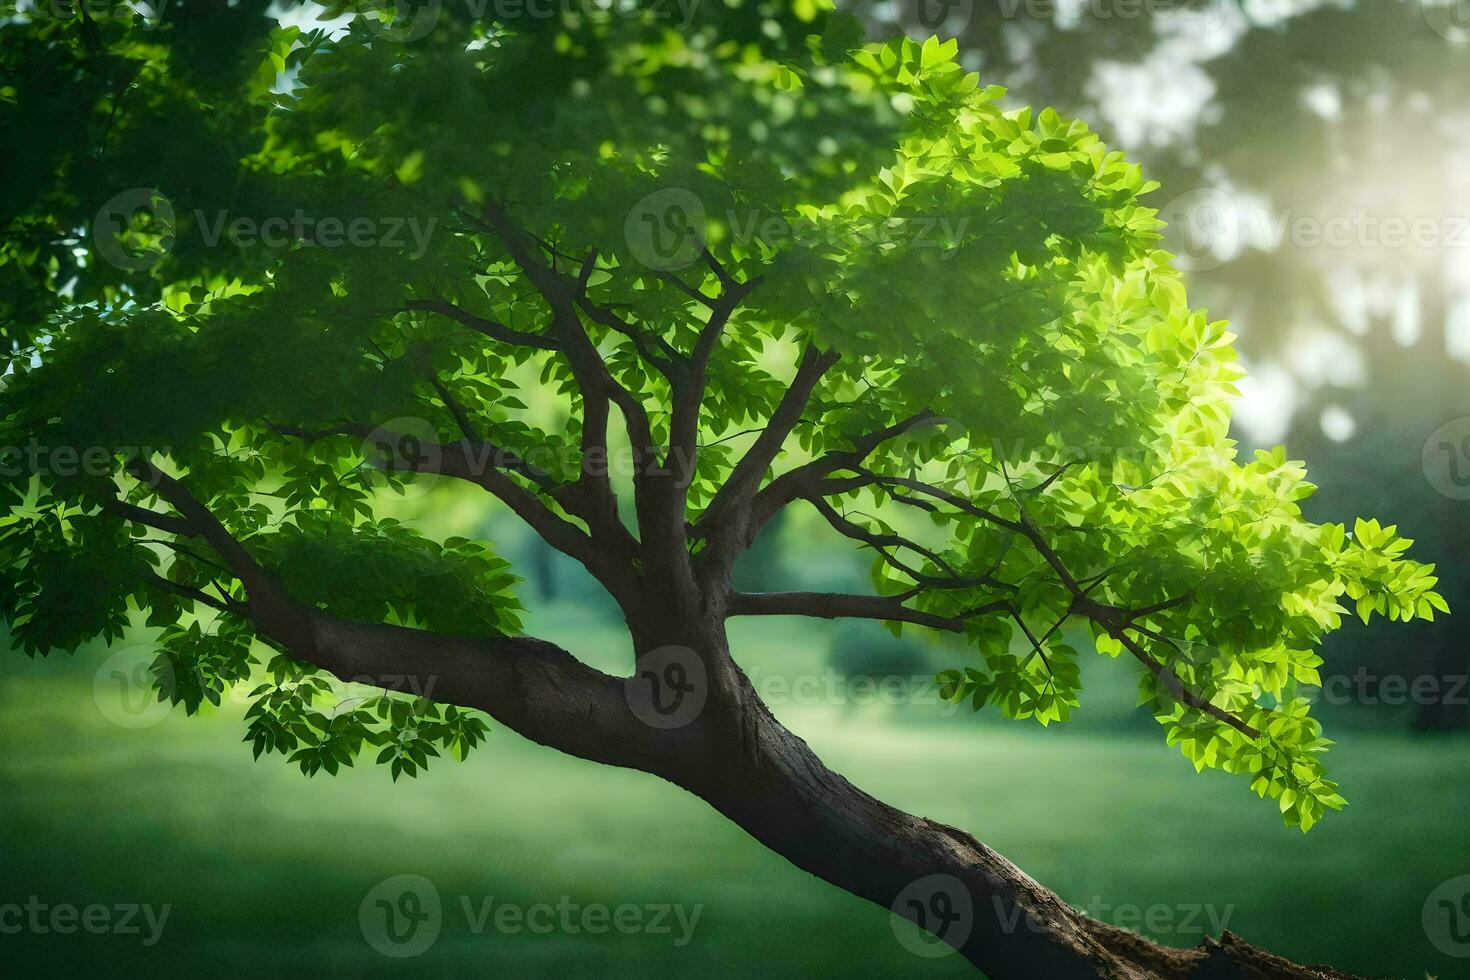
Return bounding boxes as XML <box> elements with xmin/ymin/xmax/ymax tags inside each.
<box><xmin>705</xmin><ymin>704</ymin><xmax>1366</xmax><ymax>979</ymax></box>
<box><xmin>655</xmin><ymin>621</ymin><xmax>1367</xmax><ymax>980</ymax></box>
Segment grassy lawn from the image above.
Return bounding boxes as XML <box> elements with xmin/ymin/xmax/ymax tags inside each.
<box><xmin>0</xmin><ymin>608</ymin><xmax>1464</xmax><ymax>978</ymax></box>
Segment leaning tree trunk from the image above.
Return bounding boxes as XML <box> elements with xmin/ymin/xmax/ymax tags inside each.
<box><xmin>229</xmin><ymin>530</ymin><xmax>1365</xmax><ymax>979</ymax></box>
<box><xmin>643</xmin><ymin>613</ymin><xmax>1366</xmax><ymax>980</ymax></box>
<box><xmin>698</xmin><ymin>694</ymin><xmax>1363</xmax><ymax>979</ymax></box>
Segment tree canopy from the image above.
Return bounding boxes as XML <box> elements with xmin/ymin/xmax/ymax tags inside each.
<box><xmin>0</xmin><ymin>1</ymin><xmax>1446</xmax><ymax>834</ymax></box>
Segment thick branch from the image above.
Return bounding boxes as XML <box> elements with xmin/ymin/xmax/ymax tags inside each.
<box><xmin>127</xmin><ymin>458</ymin><xmax>667</xmax><ymax>769</ymax></box>
<box><xmin>267</xmin><ymin>613</ymin><xmax>667</xmax><ymax>773</ymax></box>
<box><xmin>694</xmin><ymin>685</ymin><xmax>1348</xmax><ymax>980</ymax></box>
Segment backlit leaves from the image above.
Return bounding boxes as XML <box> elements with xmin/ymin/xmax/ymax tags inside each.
<box><xmin>0</xmin><ymin>5</ymin><xmax>1446</xmax><ymax>825</ymax></box>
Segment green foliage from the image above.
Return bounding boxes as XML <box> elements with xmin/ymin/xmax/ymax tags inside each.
<box><xmin>244</xmin><ymin>652</ymin><xmax>490</xmax><ymax>779</ymax></box>
<box><xmin>0</xmin><ymin>498</ymin><xmax>158</xmax><ymax>656</ymax></box>
<box><xmin>151</xmin><ymin>619</ymin><xmax>255</xmax><ymax>714</ymax></box>
<box><xmin>0</xmin><ymin>3</ymin><xmax>1445</xmax><ymax>826</ymax></box>
<box><xmin>252</xmin><ymin>519</ymin><xmax>523</xmax><ymax>638</ymax></box>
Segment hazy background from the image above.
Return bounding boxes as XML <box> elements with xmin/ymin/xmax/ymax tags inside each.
<box><xmin>4</xmin><ymin>1</ymin><xmax>1470</xmax><ymax>977</ymax></box>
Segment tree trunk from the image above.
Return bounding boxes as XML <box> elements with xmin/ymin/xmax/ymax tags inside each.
<box><xmin>651</xmin><ymin>615</ymin><xmax>1365</xmax><ymax>980</ymax></box>
<box><xmin>229</xmin><ymin>529</ymin><xmax>1366</xmax><ymax>980</ymax></box>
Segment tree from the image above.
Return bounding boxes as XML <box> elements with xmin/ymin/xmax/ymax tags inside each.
<box><xmin>0</xmin><ymin>4</ymin><xmax>1446</xmax><ymax>977</ymax></box>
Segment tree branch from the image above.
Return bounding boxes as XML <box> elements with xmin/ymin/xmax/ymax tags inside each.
<box><xmin>139</xmin><ymin>537</ymin><xmax>234</xmax><ymax>578</ymax></box>
<box><xmin>728</xmin><ymin>591</ymin><xmax>1009</xmax><ymax>632</ymax></box>
<box><xmin>428</xmin><ymin>376</ymin><xmax>484</xmax><ymax>443</ymax></box>
<box><xmin>574</xmin><ymin>293</ymin><xmax>681</xmax><ymax>376</ymax></box>
<box><xmin>808</xmin><ymin>468</ymin><xmax>1259</xmax><ymax>741</ymax></box>
<box><xmin>741</xmin><ymin>411</ymin><xmax>939</xmax><ymax>540</ymax></box>
<box><xmin>405</xmin><ymin>298</ymin><xmax>560</xmax><ymax>351</ymax></box>
<box><xmin>267</xmin><ymin>423</ymin><xmax>636</xmax><ymax>599</ymax></box>
<box><xmin>98</xmin><ymin>496</ymin><xmax>195</xmax><ymax>538</ymax></box>
<box><xmin>1124</xmin><ymin>592</ymin><xmax>1195</xmax><ymax>621</ymax></box>
<box><xmin>140</xmin><ymin>568</ymin><xmax>243</xmax><ymax>615</ymax></box>
<box><xmin>668</xmin><ymin>276</ymin><xmax>760</xmax><ymax>486</ymax></box>
<box><xmin>125</xmin><ymin>458</ymin><xmax>668</xmax><ymax>772</ymax></box>
<box><xmin>473</xmin><ymin>201</ymin><xmax>656</xmax><ymax>462</ymax></box>
<box><xmin>804</xmin><ymin>496</ymin><xmax>1005</xmax><ymax>591</ymax></box>
<box><xmin>466</xmin><ymin>202</ymin><xmax>663</xmax><ymax>560</ymax></box>
<box><xmin>696</xmin><ymin>344</ymin><xmax>840</xmax><ymax>541</ymax></box>
<box><xmin>1111</xmin><ymin>628</ymin><xmax>1261</xmax><ymax>740</ymax></box>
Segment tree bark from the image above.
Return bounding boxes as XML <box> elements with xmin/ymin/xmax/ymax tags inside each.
<box><xmin>695</xmin><ymin>698</ymin><xmax>1364</xmax><ymax>978</ymax></box>
<box><xmin>656</xmin><ymin>622</ymin><xmax>1366</xmax><ymax>980</ymax></box>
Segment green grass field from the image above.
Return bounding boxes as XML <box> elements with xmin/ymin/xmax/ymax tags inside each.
<box><xmin>1</xmin><ymin>607</ymin><xmax>1465</xmax><ymax>978</ymax></box>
